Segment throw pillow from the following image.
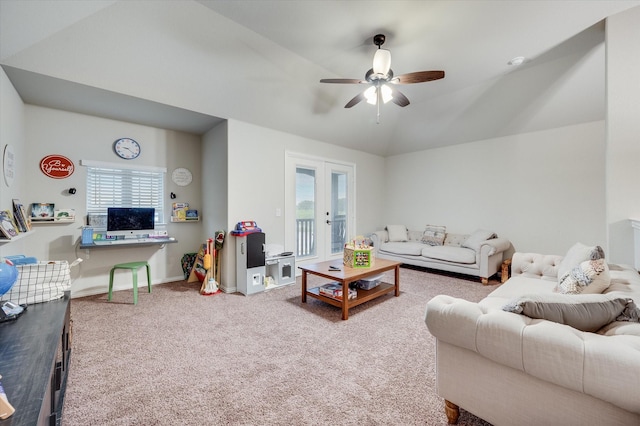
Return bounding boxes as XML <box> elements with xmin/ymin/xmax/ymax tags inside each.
<box><xmin>386</xmin><ymin>225</ymin><xmax>408</xmax><ymax>242</ymax></box>
<box><xmin>421</xmin><ymin>225</ymin><xmax>446</xmax><ymax>246</ymax></box>
<box><xmin>502</xmin><ymin>293</ymin><xmax>630</xmax><ymax>332</ymax></box>
<box><xmin>557</xmin><ymin>258</ymin><xmax>610</xmax><ymax>294</ymax></box>
<box><xmin>617</xmin><ymin>299</ymin><xmax>640</xmax><ymax>323</ymax></box>
<box><xmin>557</xmin><ymin>243</ymin><xmax>605</xmax><ymax>281</ymax></box>
<box><xmin>461</xmin><ymin>229</ymin><xmax>497</xmax><ymax>251</ymax></box>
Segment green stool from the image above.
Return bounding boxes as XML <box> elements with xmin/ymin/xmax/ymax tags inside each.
<box><xmin>108</xmin><ymin>261</ymin><xmax>151</xmax><ymax>305</ymax></box>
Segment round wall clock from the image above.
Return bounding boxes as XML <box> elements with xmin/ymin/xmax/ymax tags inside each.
<box><xmin>113</xmin><ymin>138</ymin><xmax>141</xmax><ymax>160</ymax></box>
<box><xmin>172</xmin><ymin>168</ymin><xmax>193</xmax><ymax>186</ymax></box>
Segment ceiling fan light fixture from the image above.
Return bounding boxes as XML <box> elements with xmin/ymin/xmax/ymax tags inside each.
<box><xmin>319</xmin><ymin>33</ymin><xmax>445</xmax><ymax>115</ymax></box>
<box><xmin>364</xmin><ymin>86</ymin><xmax>377</xmax><ymax>105</ymax></box>
<box><xmin>373</xmin><ymin>49</ymin><xmax>391</xmax><ymax>75</ymax></box>
<box><xmin>380</xmin><ymin>84</ymin><xmax>392</xmax><ymax>103</ymax></box>
<box><xmin>363</xmin><ymin>84</ymin><xmax>392</xmax><ymax>105</ymax></box>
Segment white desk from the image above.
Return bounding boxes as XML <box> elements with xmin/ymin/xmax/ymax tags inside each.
<box><xmin>80</xmin><ymin>237</ymin><xmax>177</xmax><ymax>249</ymax></box>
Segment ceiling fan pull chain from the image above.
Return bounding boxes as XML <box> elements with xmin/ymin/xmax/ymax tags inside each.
<box><xmin>376</xmin><ymin>88</ymin><xmax>381</xmax><ymax>124</ymax></box>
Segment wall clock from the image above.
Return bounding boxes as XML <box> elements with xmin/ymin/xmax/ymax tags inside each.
<box><xmin>113</xmin><ymin>138</ymin><xmax>141</xmax><ymax>160</ymax></box>
<box><xmin>172</xmin><ymin>168</ymin><xmax>193</xmax><ymax>186</ymax></box>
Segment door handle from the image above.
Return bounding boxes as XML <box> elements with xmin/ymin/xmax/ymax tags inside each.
<box><xmin>326</xmin><ymin>220</ymin><xmax>331</xmax><ymax>225</ymax></box>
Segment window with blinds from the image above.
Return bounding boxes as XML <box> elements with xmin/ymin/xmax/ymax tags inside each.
<box><xmin>86</xmin><ymin>166</ymin><xmax>165</xmax><ymax>224</ymax></box>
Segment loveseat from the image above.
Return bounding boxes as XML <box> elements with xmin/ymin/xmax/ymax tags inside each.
<box><xmin>424</xmin><ymin>245</ymin><xmax>640</xmax><ymax>425</ymax></box>
<box><xmin>370</xmin><ymin>225</ymin><xmax>510</xmax><ymax>284</ymax></box>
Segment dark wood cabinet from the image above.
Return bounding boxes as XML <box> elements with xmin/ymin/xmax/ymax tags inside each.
<box><xmin>0</xmin><ymin>292</ymin><xmax>71</xmax><ymax>425</ymax></box>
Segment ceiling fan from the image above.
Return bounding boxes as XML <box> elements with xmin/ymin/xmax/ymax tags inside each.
<box><xmin>320</xmin><ymin>34</ymin><xmax>445</xmax><ymax>122</ymax></box>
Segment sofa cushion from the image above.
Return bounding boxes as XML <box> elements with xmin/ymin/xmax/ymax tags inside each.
<box><xmin>421</xmin><ymin>245</ymin><xmax>476</xmax><ymax>264</ymax></box>
<box><xmin>421</xmin><ymin>225</ymin><xmax>446</xmax><ymax>246</ymax></box>
<box><xmin>461</xmin><ymin>229</ymin><xmax>497</xmax><ymax>251</ymax></box>
<box><xmin>502</xmin><ymin>293</ymin><xmax>631</xmax><ymax>332</ymax></box>
<box><xmin>379</xmin><ymin>242</ymin><xmax>424</xmax><ymax>256</ymax></box>
<box><xmin>386</xmin><ymin>225</ymin><xmax>408</xmax><ymax>242</ymax></box>
<box><xmin>557</xmin><ymin>243</ymin><xmax>605</xmax><ymax>282</ymax></box>
<box><xmin>557</xmin><ymin>258</ymin><xmax>611</xmax><ymax>294</ymax></box>
<box><xmin>443</xmin><ymin>233</ymin><xmax>468</xmax><ymax>247</ymax></box>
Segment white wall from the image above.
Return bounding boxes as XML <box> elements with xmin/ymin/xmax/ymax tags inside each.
<box><xmin>606</xmin><ymin>6</ymin><xmax>640</xmax><ymax>267</ymax></box>
<box><xmin>220</xmin><ymin>119</ymin><xmax>386</xmax><ymax>292</ymax></box>
<box><xmin>201</xmin><ymin>120</ymin><xmax>229</xmax><ymax>290</ymax></box>
<box><xmin>384</xmin><ymin>121</ymin><xmax>607</xmax><ymax>256</ymax></box>
<box><xmin>0</xmin><ymin>68</ymin><xmax>28</xmax><ymax>255</ymax></box>
<box><xmin>2</xmin><ymin>102</ymin><xmax>205</xmax><ymax>297</ymax></box>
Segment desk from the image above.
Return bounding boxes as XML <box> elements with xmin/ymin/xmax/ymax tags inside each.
<box><xmin>80</xmin><ymin>237</ymin><xmax>177</xmax><ymax>249</ymax></box>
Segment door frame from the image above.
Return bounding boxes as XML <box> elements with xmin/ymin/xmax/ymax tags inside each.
<box><xmin>284</xmin><ymin>151</ymin><xmax>356</xmax><ymax>268</ymax></box>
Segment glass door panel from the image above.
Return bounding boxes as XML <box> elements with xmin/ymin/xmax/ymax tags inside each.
<box><xmin>295</xmin><ymin>167</ymin><xmax>316</xmax><ymax>258</ymax></box>
<box><xmin>329</xmin><ymin>170</ymin><xmax>347</xmax><ymax>255</ymax></box>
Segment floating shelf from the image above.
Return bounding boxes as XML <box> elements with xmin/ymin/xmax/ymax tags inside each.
<box><xmin>0</xmin><ymin>230</ymin><xmax>36</xmax><ymax>245</ymax></box>
<box><xmin>170</xmin><ymin>217</ymin><xmax>200</xmax><ymax>222</ymax></box>
<box><xmin>31</xmin><ymin>218</ymin><xmax>76</xmax><ymax>225</ymax></box>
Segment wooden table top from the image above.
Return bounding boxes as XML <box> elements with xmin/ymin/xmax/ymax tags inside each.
<box><xmin>298</xmin><ymin>258</ymin><xmax>401</xmax><ymax>281</ymax></box>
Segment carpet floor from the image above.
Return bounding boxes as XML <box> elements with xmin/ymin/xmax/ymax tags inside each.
<box><xmin>63</xmin><ymin>266</ymin><xmax>498</xmax><ymax>425</ymax></box>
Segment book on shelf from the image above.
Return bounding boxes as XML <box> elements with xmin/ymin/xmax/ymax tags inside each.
<box><xmin>0</xmin><ymin>210</ymin><xmax>20</xmax><ymax>239</ymax></box>
<box><xmin>31</xmin><ymin>203</ymin><xmax>55</xmax><ymax>221</ymax></box>
<box><xmin>12</xmin><ymin>199</ymin><xmax>31</xmax><ymax>231</ymax></box>
<box><xmin>54</xmin><ymin>209</ymin><xmax>76</xmax><ymax>221</ymax></box>
<box><xmin>172</xmin><ymin>202</ymin><xmax>189</xmax><ymax>220</ymax></box>
<box><xmin>318</xmin><ymin>282</ymin><xmax>357</xmax><ymax>300</ymax></box>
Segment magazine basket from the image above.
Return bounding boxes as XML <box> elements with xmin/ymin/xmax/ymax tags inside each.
<box><xmin>3</xmin><ymin>261</ymin><xmax>71</xmax><ymax>305</ymax></box>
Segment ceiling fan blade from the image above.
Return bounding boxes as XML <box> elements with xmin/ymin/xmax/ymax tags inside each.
<box><xmin>388</xmin><ymin>86</ymin><xmax>410</xmax><ymax>107</ymax></box>
<box><xmin>392</xmin><ymin>70</ymin><xmax>445</xmax><ymax>84</ymax></box>
<box><xmin>320</xmin><ymin>78</ymin><xmax>365</xmax><ymax>84</ymax></box>
<box><xmin>344</xmin><ymin>92</ymin><xmax>366</xmax><ymax>108</ymax></box>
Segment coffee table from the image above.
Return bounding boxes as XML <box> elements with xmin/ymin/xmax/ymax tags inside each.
<box><xmin>299</xmin><ymin>258</ymin><xmax>401</xmax><ymax>320</ymax></box>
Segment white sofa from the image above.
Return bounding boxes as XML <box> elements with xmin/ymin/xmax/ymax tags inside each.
<box><xmin>424</xmin><ymin>250</ymin><xmax>640</xmax><ymax>425</ymax></box>
<box><xmin>370</xmin><ymin>227</ymin><xmax>510</xmax><ymax>284</ymax></box>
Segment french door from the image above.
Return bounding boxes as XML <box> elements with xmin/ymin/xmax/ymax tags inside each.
<box><xmin>285</xmin><ymin>153</ymin><xmax>355</xmax><ymax>265</ymax></box>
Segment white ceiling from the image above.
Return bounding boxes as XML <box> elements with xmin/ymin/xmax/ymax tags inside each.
<box><xmin>1</xmin><ymin>0</ymin><xmax>639</xmax><ymax>156</ymax></box>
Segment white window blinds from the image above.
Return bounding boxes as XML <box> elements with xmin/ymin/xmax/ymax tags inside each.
<box><xmin>86</xmin><ymin>165</ymin><xmax>165</xmax><ymax>224</ymax></box>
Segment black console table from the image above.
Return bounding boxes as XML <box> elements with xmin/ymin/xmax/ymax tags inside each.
<box><xmin>0</xmin><ymin>292</ymin><xmax>71</xmax><ymax>425</ymax></box>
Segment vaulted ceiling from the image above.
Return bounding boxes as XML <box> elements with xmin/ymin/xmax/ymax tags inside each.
<box><xmin>1</xmin><ymin>1</ymin><xmax>638</xmax><ymax>156</ymax></box>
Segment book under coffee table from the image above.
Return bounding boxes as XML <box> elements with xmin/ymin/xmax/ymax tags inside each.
<box><xmin>299</xmin><ymin>258</ymin><xmax>401</xmax><ymax>320</ymax></box>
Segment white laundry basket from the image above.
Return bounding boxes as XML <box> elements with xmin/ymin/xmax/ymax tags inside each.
<box><xmin>3</xmin><ymin>261</ymin><xmax>71</xmax><ymax>305</ymax></box>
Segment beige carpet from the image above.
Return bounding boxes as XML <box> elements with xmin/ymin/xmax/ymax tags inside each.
<box><xmin>63</xmin><ymin>266</ymin><xmax>497</xmax><ymax>425</ymax></box>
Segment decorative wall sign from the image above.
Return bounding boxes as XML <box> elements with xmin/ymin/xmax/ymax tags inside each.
<box><xmin>40</xmin><ymin>155</ymin><xmax>75</xmax><ymax>179</ymax></box>
<box><xmin>3</xmin><ymin>144</ymin><xmax>15</xmax><ymax>187</ymax></box>
<box><xmin>172</xmin><ymin>167</ymin><xmax>193</xmax><ymax>186</ymax></box>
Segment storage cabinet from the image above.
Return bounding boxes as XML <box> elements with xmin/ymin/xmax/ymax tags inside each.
<box><xmin>235</xmin><ymin>232</ymin><xmax>266</xmax><ymax>295</ymax></box>
<box><xmin>0</xmin><ymin>292</ymin><xmax>71</xmax><ymax>425</ymax></box>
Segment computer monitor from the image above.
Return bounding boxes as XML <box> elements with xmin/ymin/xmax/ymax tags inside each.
<box><xmin>106</xmin><ymin>207</ymin><xmax>155</xmax><ymax>238</ymax></box>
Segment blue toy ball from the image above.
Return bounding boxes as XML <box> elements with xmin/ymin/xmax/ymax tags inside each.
<box><xmin>0</xmin><ymin>259</ymin><xmax>19</xmax><ymax>297</ymax></box>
